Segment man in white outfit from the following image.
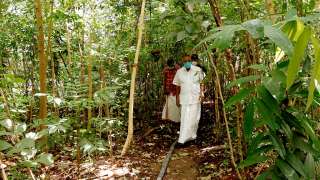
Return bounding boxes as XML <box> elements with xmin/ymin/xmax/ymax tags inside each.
<box><xmin>173</xmin><ymin>55</ymin><xmax>204</xmax><ymax>145</ymax></box>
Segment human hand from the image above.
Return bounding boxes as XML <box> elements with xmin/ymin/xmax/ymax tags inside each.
<box><xmin>176</xmin><ymin>98</ymin><xmax>180</xmax><ymax>107</ymax></box>
<box><xmin>199</xmin><ymin>93</ymin><xmax>205</xmax><ymax>102</ymax></box>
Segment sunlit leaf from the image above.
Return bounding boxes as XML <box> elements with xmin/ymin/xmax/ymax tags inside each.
<box><xmin>36</xmin><ymin>153</ymin><xmax>54</xmax><ymax>166</ymax></box>
<box><xmin>0</xmin><ymin>140</ymin><xmax>12</xmax><ymax>151</ymax></box>
<box><xmin>225</xmin><ymin>88</ymin><xmax>253</xmax><ymax>107</ymax></box>
<box><xmin>286</xmin><ymin>27</ymin><xmax>311</xmax><ymax>89</ymax></box>
<box><xmin>276</xmin><ymin>159</ymin><xmax>299</xmax><ymax>180</ymax></box>
<box><xmin>226</xmin><ymin>75</ymin><xmax>260</xmax><ymax>89</ymax></box>
<box><xmin>264</xmin><ymin>25</ymin><xmax>294</xmax><ymax>57</ymax></box>
<box><xmin>306</xmin><ymin>36</ymin><xmax>320</xmax><ymax>110</ymax></box>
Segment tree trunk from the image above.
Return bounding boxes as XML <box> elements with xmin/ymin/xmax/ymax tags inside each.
<box><xmin>46</xmin><ymin>0</ymin><xmax>58</xmax><ymax>116</ymax></box>
<box><xmin>34</xmin><ymin>0</ymin><xmax>47</xmax><ymax>122</ymax></box>
<box><xmin>66</xmin><ymin>22</ymin><xmax>72</xmax><ymax>74</ymax></box>
<box><xmin>265</xmin><ymin>0</ymin><xmax>276</xmax><ymax>23</ymax></box>
<box><xmin>121</xmin><ymin>0</ymin><xmax>146</xmax><ymax>156</ymax></box>
<box><xmin>87</xmin><ymin>33</ymin><xmax>93</xmax><ymax>129</ymax></box>
<box><xmin>296</xmin><ymin>0</ymin><xmax>303</xmax><ymax>16</ymax></box>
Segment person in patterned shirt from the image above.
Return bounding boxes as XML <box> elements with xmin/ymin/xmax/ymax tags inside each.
<box><xmin>161</xmin><ymin>58</ymin><xmax>181</xmax><ymax>122</ymax></box>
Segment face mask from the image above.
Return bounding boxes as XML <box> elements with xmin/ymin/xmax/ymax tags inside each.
<box><xmin>184</xmin><ymin>62</ymin><xmax>192</xmax><ymax>70</ymax></box>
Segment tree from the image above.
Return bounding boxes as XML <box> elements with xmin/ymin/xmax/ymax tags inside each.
<box><xmin>121</xmin><ymin>0</ymin><xmax>147</xmax><ymax>156</ymax></box>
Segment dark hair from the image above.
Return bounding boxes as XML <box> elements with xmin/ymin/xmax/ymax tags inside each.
<box><xmin>191</xmin><ymin>54</ymin><xmax>199</xmax><ymax>61</ymax></box>
<box><xmin>167</xmin><ymin>58</ymin><xmax>174</xmax><ymax>67</ymax></box>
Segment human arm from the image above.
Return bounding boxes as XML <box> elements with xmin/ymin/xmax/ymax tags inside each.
<box><xmin>172</xmin><ymin>70</ymin><xmax>181</xmax><ymax>107</ymax></box>
<box><xmin>176</xmin><ymin>86</ymin><xmax>180</xmax><ymax>107</ymax></box>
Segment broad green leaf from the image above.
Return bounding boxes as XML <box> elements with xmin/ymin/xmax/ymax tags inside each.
<box><xmin>36</xmin><ymin>153</ymin><xmax>54</xmax><ymax>166</ymax></box>
<box><xmin>14</xmin><ymin>122</ymin><xmax>27</xmax><ymax>134</ymax></box>
<box><xmin>226</xmin><ymin>75</ymin><xmax>260</xmax><ymax>89</ymax></box>
<box><xmin>280</xmin><ymin>120</ymin><xmax>293</xmax><ymax>142</ymax></box>
<box><xmin>0</xmin><ymin>140</ymin><xmax>12</xmax><ymax>151</ymax></box>
<box><xmin>292</xmin><ymin>19</ymin><xmax>305</xmax><ymax>42</ymax></box>
<box><xmin>247</xmin><ymin>133</ymin><xmax>266</xmax><ymax>155</ymax></box>
<box><xmin>244</xmin><ymin>101</ymin><xmax>254</xmax><ymax>141</ymax></box>
<box><xmin>195</xmin><ymin>28</ymin><xmax>219</xmax><ymax>48</ymax></box>
<box><xmin>298</xmin><ymin>117</ymin><xmax>320</xmax><ymax>150</ymax></box>
<box><xmin>264</xmin><ymin>25</ymin><xmax>294</xmax><ymax>57</ymax></box>
<box><xmin>225</xmin><ymin>88</ymin><xmax>253</xmax><ymax>107</ymax></box>
<box><xmin>247</xmin><ymin>64</ymin><xmax>267</xmax><ymax>71</ymax></box>
<box><xmin>286</xmin><ymin>152</ymin><xmax>306</xmax><ymax>177</ymax></box>
<box><xmin>20</xmin><ymin>160</ymin><xmax>38</xmax><ymax>168</ymax></box>
<box><xmin>286</xmin><ymin>27</ymin><xmax>311</xmax><ymax>89</ymax></box>
<box><xmin>257</xmin><ymin>170</ymin><xmax>280</xmax><ymax>180</ymax></box>
<box><xmin>238</xmin><ymin>154</ymin><xmax>268</xmax><ymax>168</ymax></box>
<box><xmin>270</xmin><ymin>132</ymin><xmax>286</xmax><ymax>159</ymax></box>
<box><xmin>241</xmin><ymin>19</ymin><xmax>264</xmax><ymax>38</ymax></box>
<box><xmin>176</xmin><ymin>31</ymin><xmax>187</xmax><ymax>42</ymax></box>
<box><xmin>15</xmin><ymin>138</ymin><xmax>35</xmax><ymax>151</ymax></box>
<box><xmin>304</xmin><ymin>153</ymin><xmax>315</xmax><ymax>179</ymax></box>
<box><xmin>294</xmin><ymin>137</ymin><xmax>319</xmax><ymax>155</ymax></box>
<box><xmin>257</xmin><ymin>85</ymin><xmax>280</xmax><ymax>115</ymax></box>
<box><xmin>256</xmin><ymin>99</ymin><xmax>279</xmax><ymax>130</ymax></box>
<box><xmin>282</xmin><ymin>19</ymin><xmax>305</xmax><ymax>42</ymax></box>
<box><xmin>276</xmin><ymin>159</ymin><xmax>299</xmax><ymax>180</ymax></box>
<box><xmin>212</xmin><ymin>25</ymin><xmax>244</xmax><ymax>50</ymax></box>
<box><xmin>306</xmin><ymin>36</ymin><xmax>320</xmax><ymax>110</ymax></box>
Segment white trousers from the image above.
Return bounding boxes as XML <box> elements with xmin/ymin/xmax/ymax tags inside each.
<box><xmin>161</xmin><ymin>95</ymin><xmax>181</xmax><ymax>122</ymax></box>
<box><xmin>178</xmin><ymin>103</ymin><xmax>201</xmax><ymax>144</ymax></box>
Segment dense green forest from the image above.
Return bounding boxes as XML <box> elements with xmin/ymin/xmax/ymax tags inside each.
<box><xmin>1</xmin><ymin>0</ymin><xmax>320</xmax><ymax>179</ymax></box>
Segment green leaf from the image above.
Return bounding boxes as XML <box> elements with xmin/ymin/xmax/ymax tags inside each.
<box><xmin>306</xmin><ymin>36</ymin><xmax>320</xmax><ymax>110</ymax></box>
<box><xmin>15</xmin><ymin>138</ymin><xmax>35</xmax><ymax>151</ymax></box>
<box><xmin>20</xmin><ymin>160</ymin><xmax>38</xmax><ymax>168</ymax></box>
<box><xmin>247</xmin><ymin>133</ymin><xmax>266</xmax><ymax>154</ymax></box>
<box><xmin>286</xmin><ymin>27</ymin><xmax>311</xmax><ymax>89</ymax></box>
<box><xmin>242</xmin><ymin>19</ymin><xmax>264</xmax><ymax>39</ymax></box>
<box><xmin>304</xmin><ymin>153</ymin><xmax>315</xmax><ymax>179</ymax></box>
<box><xmin>14</xmin><ymin>122</ymin><xmax>27</xmax><ymax>134</ymax></box>
<box><xmin>276</xmin><ymin>159</ymin><xmax>299</xmax><ymax>180</ymax></box>
<box><xmin>36</xmin><ymin>153</ymin><xmax>54</xmax><ymax>166</ymax></box>
<box><xmin>238</xmin><ymin>154</ymin><xmax>268</xmax><ymax>168</ymax></box>
<box><xmin>280</xmin><ymin>120</ymin><xmax>293</xmax><ymax>142</ymax></box>
<box><xmin>247</xmin><ymin>64</ymin><xmax>268</xmax><ymax>71</ymax></box>
<box><xmin>226</xmin><ymin>75</ymin><xmax>260</xmax><ymax>89</ymax></box>
<box><xmin>256</xmin><ymin>99</ymin><xmax>279</xmax><ymax>130</ymax></box>
<box><xmin>244</xmin><ymin>101</ymin><xmax>254</xmax><ymax>141</ymax></box>
<box><xmin>257</xmin><ymin>168</ymin><xmax>282</xmax><ymax>180</ymax></box>
<box><xmin>0</xmin><ymin>140</ymin><xmax>12</xmax><ymax>151</ymax></box>
<box><xmin>264</xmin><ymin>25</ymin><xmax>294</xmax><ymax>57</ymax></box>
<box><xmin>269</xmin><ymin>132</ymin><xmax>286</xmax><ymax>159</ymax></box>
<box><xmin>294</xmin><ymin>137</ymin><xmax>319</xmax><ymax>155</ymax></box>
<box><xmin>286</xmin><ymin>152</ymin><xmax>306</xmax><ymax>177</ymax></box>
<box><xmin>225</xmin><ymin>88</ymin><xmax>253</xmax><ymax>108</ymax></box>
<box><xmin>212</xmin><ymin>25</ymin><xmax>244</xmax><ymax>50</ymax></box>
<box><xmin>298</xmin><ymin>117</ymin><xmax>320</xmax><ymax>150</ymax></box>
<box><xmin>257</xmin><ymin>85</ymin><xmax>280</xmax><ymax>115</ymax></box>
<box><xmin>176</xmin><ymin>31</ymin><xmax>187</xmax><ymax>42</ymax></box>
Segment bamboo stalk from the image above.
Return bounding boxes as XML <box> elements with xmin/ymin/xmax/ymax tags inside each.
<box><xmin>121</xmin><ymin>0</ymin><xmax>147</xmax><ymax>156</ymax></box>
<box><xmin>205</xmin><ymin>44</ymin><xmax>242</xmax><ymax>180</ymax></box>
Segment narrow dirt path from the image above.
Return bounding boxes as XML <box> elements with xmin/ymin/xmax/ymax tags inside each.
<box><xmin>158</xmin><ymin>145</ymin><xmax>200</xmax><ymax>179</ymax></box>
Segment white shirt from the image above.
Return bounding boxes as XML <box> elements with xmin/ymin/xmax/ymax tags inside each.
<box><xmin>173</xmin><ymin>65</ymin><xmax>204</xmax><ymax>105</ymax></box>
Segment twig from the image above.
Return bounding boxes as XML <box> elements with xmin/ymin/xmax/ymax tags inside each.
<box><xmin>204</xmin><ymin>43</ymin><xmax>242</xmax><ymax>180</ymax></box>
<box><xmin>200</xmin><ymin>145</ymin><xmax>225</xmax><ymax>153</ymax></box>
<box><xmin>28</xmin><ymin>168</ymin><xmax>36</xmax><ymax>180</ymax></box>
<box><xmin>157</xmin><ymin>140</ymin><xmax>177</xmax><ymax>180</ymax></box>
